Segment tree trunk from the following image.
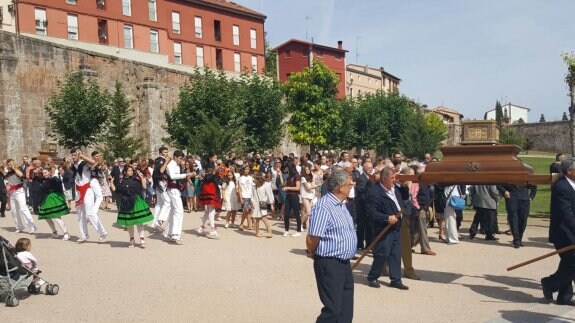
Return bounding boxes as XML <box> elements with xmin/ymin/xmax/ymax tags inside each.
<box><xmin>571</xmin><ymin>85</ymin><xmax>575</xmax><ymax>156</ymax></box>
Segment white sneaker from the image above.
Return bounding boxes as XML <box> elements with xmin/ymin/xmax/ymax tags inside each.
<box><xmin>224</xmin><ymin>223</ymin><xmax>229</xmax><ymax>229</ymax></box>
<box><xmin>197</xmin><ymin>227</ymin><xmax>205</xmax><ymax>234</ymax></box>
<box><xmin>209</xmin><ymin>230</ymin><xmax>219</xmax><ymax>237</ymax></box>
<box><xmin>291</xmin><ymin>232</ymin><xmax>301</xmax><ymax>237</ymax></box>
<box><xmin>282</xmin><ymin>231</ymin><xmax>290</xmax><ymax>237</ymax></box>
<box><xmin>99</xmin><ymin>232</ymin><xmax>108</xmax><ymax>241</ymax></box>
<box><xmin>78</xmin><ymin>236</ymin><xmax>88</xmax><ymax>243</ymax></box>
<box><xmin>62</xmin><ymin>233</ymin><xmax>70</xmax><ymax>241</ymax></box>
<box><xmin>153</xmin><ymin>223</ymin><xmax>165</xmax><ymax>232</ymax></box>
<box><xmin>29</xmin><ymin>227</ymin><xmax>37</xmax><ymax>234</ymax></box>
<box><xmin>15</xmin><ymin>229</ymin><xmax>22</xmax><ymax>233</ymax></box>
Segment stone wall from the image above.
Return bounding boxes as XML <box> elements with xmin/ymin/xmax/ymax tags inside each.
<box><xmin>0</xmin><ymin>31</ymin><xmax>189</xmax><ymax>159</ymax></box>
<box><xmin>509</xmin><ymin>120</ymin><xmax>571</xmax><ymax>153</ymax></box>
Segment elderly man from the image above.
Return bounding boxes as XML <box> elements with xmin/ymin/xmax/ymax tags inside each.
<box><xmin>541</xmin><ymin>158</ymin><xmax>575</xmax><ymax>306</ymax></box>
<box><xmin>366</xmin><ymin>167</ymin><xmax>409</xmax><ymax>290</ymax></box>
<box><xmin>307</xmin><ymin>170</ymin><xmax>357</xmax><ymax>323</ymax></box>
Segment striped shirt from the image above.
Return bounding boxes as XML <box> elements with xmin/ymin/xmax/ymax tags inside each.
<box><xmin>309</xmin><ymin>192</ymin><xmax>357</xmax><ymax>260</ymax></box>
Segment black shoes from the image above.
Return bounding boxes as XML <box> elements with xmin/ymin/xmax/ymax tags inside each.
<box><xmin>367</xmin><ymin>280</ymin><xmax>381</xmax><ymax>288</ymax></box>
<box><xmin>541</xmin><ymin>279</ymin><xmax>553</xmax><ymax>303</ymax></box>
<box><xmin>485</xmin><ymin>235</ymin><xmax>499</xmax><ymax>241</ymax></box>
<box><xmin>469</xmin><ymin>230</ymin><xmax>476</xmax><ymax>240</ymax></box>
<box><xmin>390</xmin><ymin>283</ymin><xmax>409</xmax><ymax>290</ymax></box>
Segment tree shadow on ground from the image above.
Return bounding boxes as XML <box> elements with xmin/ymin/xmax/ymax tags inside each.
<box><xmin>464</xmin><ymin>274</ymin><xmax>542</xmax><ymax>291</ymax></box>
<box><xmin>498</xmin><ymin>310</ymin><xmax>573</xmax><ymax>323</ymax></box>
<box><xmin>459</xmin><ymin>283</ymin><xmax>544</xmax><ymax>304</ymax></box>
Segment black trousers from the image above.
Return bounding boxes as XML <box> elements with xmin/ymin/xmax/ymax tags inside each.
<box><xmin>346</xmin><ymin>198</ymin><xmax>357</xmax><ymax>224</ymax></box>
<box><xmin>506</xmin><ymin>198</ymin><xmax>529</xmax><ymax>245</ymax></box>
<box><xmin>542</xmin><ymin>247</ymin><xmax>575</xmax><ymax>304</ymax></box>
<box><xmin>0</xmin><ymin>193</ymin><xmax>6</xmax><ymax>216</ymax></box>
<box><xmin>355</xmin><ymin>200</ymin><xmax>373</xmax><ymax>249</ymax></box>
<box><xmin>284</xmin><ymin>194</ymin><xmax>301</xmax><ymax>232</ymax></box>
<box><xmin>29</xmin><ymin>190</ymin><xmax>41</xmax><ymax>215</ymax></box>
<box><xmin>313</xmin><ymin>257</ymin><xmax>354</xmax><ymax>323</ymax></box>
<box><xmin>470</xmin><ymin>207</ymin><xmax>496</xmax><ymax>236</ymax></box>
<box><xmin>455</xmin><ymin>209</ymin><xmax>463</xmax><ymax>230</ymax></box>
<box><xmin>367</xmin><ymin>230</ymin><xmax>402</xmax><ymax>285</ymax></box>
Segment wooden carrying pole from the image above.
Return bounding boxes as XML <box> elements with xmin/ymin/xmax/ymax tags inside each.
<box><xmin>352</xmin><ymin>210</ymin><xmax>402</xmax><ymax>270</ymax></box>
<box><xmin>507</xmin><ymin>244</ymin><xmax>575</xmax><ymax>271</ymax></box>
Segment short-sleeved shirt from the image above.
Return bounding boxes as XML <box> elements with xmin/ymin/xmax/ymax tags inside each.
<box><xmin>309</xmin><ymin>193</ymin><xmax>357</xmax><ymax>260</ymax></box>
<box><xmin>286</xmin><ymin>174</ymin><xmax>301</xmax><ymax>195</ymax></box>
<box><xmin>238</xmin><ymin>175</ymin><xmax>254</xmax><ymax>199</ymax></box>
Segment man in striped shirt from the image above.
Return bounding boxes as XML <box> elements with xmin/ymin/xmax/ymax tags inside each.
<box><xmin>307</xmin><ymin>170</ymin><xmax>357</xmax><ymax>323</ymax></box>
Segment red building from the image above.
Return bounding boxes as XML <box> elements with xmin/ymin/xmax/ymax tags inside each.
<box><xmin>13</xmin><ymin>0</ymin><xmax>266</xmax><ymax>74</ymax></box>
<box><xmin>274</xmin><ymin>39</ymin><xmax>347</xmax><ymax>98</ymax></box>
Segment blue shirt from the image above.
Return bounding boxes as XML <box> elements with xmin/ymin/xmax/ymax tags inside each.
<box><xmin>309</xmin><ymin>192</ymin><xmax>357</xmax><ymax>260</ymax></box>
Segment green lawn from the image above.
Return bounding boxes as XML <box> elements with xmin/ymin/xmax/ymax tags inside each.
<box><xmin>495</xmin><ymin>156</ymin><xmax>553</xmax><ymax>215</ymax></box>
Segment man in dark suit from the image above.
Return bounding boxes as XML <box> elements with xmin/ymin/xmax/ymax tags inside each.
<box><xmin>110</xmin><ymin>158</ymin><xmax>126</xmax><ymax>205</ymax></box>
<box><xmin>541</xmin><ymin>158</ymin><xmax>575</xmax><ymax>306</ymax></box>
<box><xmin>366</xmin><ymin>167</ymin><xmax>408</xmax><ymax>290</ymax></box>
<box><xmin>355</xmin><ymin>161</ymin><xmax>374</xmax><ymax>249</ymax></box>
<box><xmin>497</xmin><ymin>184</ymin><xmax>537</xmax><ymax>248</ymax></box>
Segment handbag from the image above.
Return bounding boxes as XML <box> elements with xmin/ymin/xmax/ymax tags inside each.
<box><xmin>256</xmin><ymin>188</ymin><xmax>267</xmax><ymax>210</ymax></box>
<box><xmin>447</xmin><ymin>186</ymin><xmax>466</xmax><ymax>211</ymax></box>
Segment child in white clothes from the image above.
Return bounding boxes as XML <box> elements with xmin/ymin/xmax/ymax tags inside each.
<box><xmin>15</xmin><ymin>238</ymin><xmax>39</xmax><ymax>273</ymax></box>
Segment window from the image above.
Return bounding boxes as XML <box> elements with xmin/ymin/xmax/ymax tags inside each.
<box><xmin>194</xmin><ymin>16</ymin><xmax>202</xmax><ymax>38</ymax></box>
<box><xmin>316</xmin><ymin>49</ymin><xmax>323</xmax><ymax>57</ymax></box>
<box><xmin>67</xmin><ymin>14</ymin><xmax>78</xmax><ymax>40</ymax></box>
<box><xmin>234</xmin><ymin>52</ymin><xmax>241</xmax><ymax>72</ymax></box>
<box><xmin>302</xmin><ymin>48</ymin><xmax>308</xmax><ymax>57</ymax></box>
<box><xmin>251</xmin><ymin>55</ymin><xmax>258</xmax><ymax>73</ymax></box>
<box><xmin>124</xmin><ymin>25</ymin><xmax>133</xmax><ymax>49</ymax></box>
<box><xmin>122</xmin><ymin>0</ymin><xmax>131</xmax><ymax>16</ymax></box>
<box><xmin>285</xmin><ymin>50</ymin><xmax>291</xmax><ymax>58</ymax></box>
<box><xmin>34</xmin><ymin>8</ymin><xmax>47</xmax><ymax>35</ymax></box>
<box><xmin>214</xmin><ymin>20</ymin><xmax>221</xmax><ymax>41</ymax></box>
<box><xmin>232</xmin><ymin>25</ymin><xmax>239</xmax><ymax>46</ymax></box>
<box><xmin>98</xmin><ymin>19</ymin><xmax>108</xmax><ymax>44</ymax></box>
<box><xmin>150</xmin><ymin>30</ymin><xmax>159</xmax><ymax>53</ymax></box>
<box><xmin>174</xmin><ymin>42</ymin><xmax>182</xmax><ymax>64</ymax></box>
<box><xmin>196</xmin><ymin>46</ymin><xmax>204</xmax><ymax>67</ymax></box>
<box><xmin>250</xmin><ymin>29</ymin><xmax>256</xmax><ymax>49</ymax></box>
<box><xmin>66</xmin><ymin>0</ymin><xmax>77</xmax><ymax>5</ymax></box>
<box><xmin>216</xmin><ymin>49</ymin><xmax>223</xmax><ymax>70</ymax></box>
<box><xmin>96</xmin><ymin>0</ymin><xmax>105</xmax><ymax>10</ymax></box>
<box><xmin>148</xmin><ymin>0</ymin><xmax>157</xmax><ymax>21</ymax></box>
<box><xmin>335</xmin><ymin>52</ymin><xmax>342</xmax><ymax>60</ymax></box>
<box><xmin>172</xmin><ymin>12</ymin><xmax>180</xmax><ymax>34</ymax></box>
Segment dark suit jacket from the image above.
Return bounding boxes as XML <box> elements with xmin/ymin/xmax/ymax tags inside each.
<box><xmin>497</xmin><ymin>185</ymin><xmax>537</xmax><ymax>201</ymax></box>
<box><xmin>111</xmin><ymin>166</ymin><xmax>124</xmax><ymax>187</ymax></box>
<box><xmin>355</xmin><ymin>172</ymin><xmax>370</xmax><ymax>201</ymax></box>
<box><xmin>549</xmin><ymin>177</ymin><xmax>575</xmax><ymax>248</ymax></box>
<box><xmin>367</xmin><ymin>183</ymin><xmax>406</xmax><ymax>235</ymax></box>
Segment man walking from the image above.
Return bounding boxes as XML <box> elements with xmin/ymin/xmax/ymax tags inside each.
<box><xmin>498</xmin><ymin>184</ymin><xmax>537</xmax><ymax>248</ymax></box>
<box><xmin>165</xmin><ymin>150</ymin><xmax>193</xmax><ymax>243</ymax></box>
<box><xmin>541</xmin><ymin>158</ymin><xmax>575</xmax><ymax>306</ymax></box>
<box><xmin>307</xmin><ymin>170</ymin><xmax>357</xmax><ymax>323</ymax></box>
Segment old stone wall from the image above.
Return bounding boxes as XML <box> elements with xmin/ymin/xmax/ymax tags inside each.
<box><xmin>0</xmin><ymin>31</ymin><xmax>189</xmax><ymax>160</ymax></box>
<box><xmin>509</xmin><ymin>120</ymin><xmax>570</xmax><ymax>153</ymax></box>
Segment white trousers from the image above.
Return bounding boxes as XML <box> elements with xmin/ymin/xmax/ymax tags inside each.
<box><xmin>202</xmin><ymin>205</ymin><xmax>216</xmax><ymax>229</ymax></box>
<box><xmin>444</xmin><ymin>205</ymin><xmax>459</xmax><ymax>244</ymax></box>
<box><xmin>10</xmin><ymin>188</ymin><xmax>36</xmax><ymax>231</ymax></box>
<box><xmin>46</xmin><ymin>218</ymin><xmax>68</xmax><ymax>234</ymax></box>
<box><xmin>90</xmin><ymin>179</ymin><xmax>103</xmax><ymax>212</ymax></box>
<box><xmin>153</xmin><ymin>188</ymin><xmax>171</xmax><ymax>225</ymax></box>
<box><xmin>166</xmin><ymin>188</ymin><xmax>184</xmax><ymax>237</ymax></box>
<box><xmin>77</xmin><ymin>188</ymin><xmax>107</xmax><ymax>239</ymax></box>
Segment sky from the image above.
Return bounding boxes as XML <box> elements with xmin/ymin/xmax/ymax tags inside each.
<box><xmin>236</xmin><ymin>0</ymin><xmax>575</xmax><ymax>122</ymax></box>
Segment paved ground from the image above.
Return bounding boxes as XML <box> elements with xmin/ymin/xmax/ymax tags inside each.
<box><xmin>0</xmin><ymin>208</ymin><xmax>573</xmax><ymax>322</ymax></box>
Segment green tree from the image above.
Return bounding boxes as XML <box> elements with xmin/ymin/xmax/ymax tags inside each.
<box><xmin>283</xmin><ymin>59</ymin><xmax>341</xmax><ymax>150</ymax></box>
<box><xmin>164</xmin><ymin>69</ymin><xmax>246</xmax><ymax>156</ymax></box>
<box><xmin>499</xmin><ymin>128</ymin><xmax>524</xmax><ymax>147</ymax></box>
<box><xmin>240</xmin><ymin>73</ymin><xmax>286</xmax><ymax>153</ymax></box>
<box><xmin>45</xmin><ymin>72</ymin><xmax>110</xmax><ymax>148</ymax></box>
<box><xmin>378</xmin><ymin>92</ymin><xmax>418</xmax><ymax>155</ymax></box>
<box><xmin>562</xmin><ymin>52</ymin><xmax>575</xmax><ymax>155</ymax></box>
<box><xmin>264</xmin><ymin>34</ymin><xmax>277</xmax><ymax>80</ymax></box>
<box><xmin>100</xmin><ymin>81</ymin><xmax>144</xmax><ymax>161</ymax></box>
<box><xmin>399</xmin><ymin>112</ymin><xmax>448</xmax><ymax>159</ymax></box>
<box><xmin>495</xmin><ymin>100</ymin><xmax>503</xmax><ymax>129</ymax></box>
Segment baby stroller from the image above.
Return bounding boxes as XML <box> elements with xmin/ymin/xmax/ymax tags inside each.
<box><xmin>0</xmin><ymin>235</ymin><xmax>59</xmax><ymax>307</ymax></box>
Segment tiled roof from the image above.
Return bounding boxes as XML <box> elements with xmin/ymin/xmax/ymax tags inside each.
<box><xmin>434</xmin><ymin>106</ymin><xmax>463</xmax><ymax>116</ymax></box>
<box><xmin>188</xmin><ymin>0</ymin><xmax>266</xmax><ymax>20</ymax></box>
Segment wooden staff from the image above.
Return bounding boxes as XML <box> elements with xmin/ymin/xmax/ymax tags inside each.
<box><xmin>507</xmin><ymin>244</ymin><xmax>575</xmax><ymax>271</ymax></box>
<box><xmin>352</xmin><ymin>210</ymin><xmax>402</xmax><ymax>270</ymax></box>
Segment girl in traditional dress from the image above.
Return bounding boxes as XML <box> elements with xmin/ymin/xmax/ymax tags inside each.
<box><xmin>38</xmin><ymin>168</ymin><xmax>70</xmax><ymax>240</ymax></box>
<box><xmin>116</xmin><ymin>165</ymin><xmax>153</xmax><ymax>248</ymax></box>
<box><xmin>197</xmin><ymin>169</ymin><xmax>222</xmax><ymax>237</ymax></box>
<box><xmin>222</xmin><ymin>172</ymin><xmax>239</xmax><ymax>228</ymax></box>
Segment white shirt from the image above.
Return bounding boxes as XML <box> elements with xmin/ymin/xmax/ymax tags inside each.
<box><xmin>300</xmin><ymin>177</ymin><xmax>316</xmax><ymax>200</ymax></box>
<box><xmin>195</xmin><ymin>159</ymin><xmax>203</xmax><ymax>171</ymax></box>
<box><xmin>566</xmin><ymin>176</ymin><xmax>575</xmax><ymax>192</ymax></box>
<box><xmin>74</xmin><ymin>160</ymin><xmax>92</xmax><ymax>186</ymax></box>
<box><xmin>17</xmin><ymin>251</ymin><xmax>38</xmax><ymax>269</ymax></box>
<box><xmin>166</xmin><ymin>160</ymin><xmax>187</xmax><ymax>181</ymax></box>
<box><xmin>382</xmin><ymin>184</ymin><xmax>401</xmax><ymax>210</ymax></box>
<box><xmin>238</xmin><ymin>175</ymin><xmax>254</xmax><ymax>199</ymax></box>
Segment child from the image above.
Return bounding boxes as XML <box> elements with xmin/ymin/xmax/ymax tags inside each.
<box><xmin>222</xmin><ymin>172</ymin><xmax>239</xmax><ymax>228</ymax></box>
<box><xmin>15</xmin><ymin>238</ymin><xmax>39</xmax><ymax>273</ymax></box>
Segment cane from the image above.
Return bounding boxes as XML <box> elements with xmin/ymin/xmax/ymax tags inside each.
<box><xmin>352</xmin><ymin>210</ymin><xmax>401</xmax><ymax>270</ymax></box>
<box><xmin>506</xmin><ymin>244</ymin><xmax>575</xmax><ymax>271</ymax></box>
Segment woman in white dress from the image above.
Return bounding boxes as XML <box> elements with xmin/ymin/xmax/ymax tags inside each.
<box><xmin>251</xmin><ymin>173</ymin><xmax>274</xmax><ymax>238</ymax></box>
<box><xmin>300</xmin><ymin>165</ymin><xmax>320</xmax><ymax>230</ymax></box>
<box><xmin>222</xmin><ymin>172</ymin><xmax>240</xmax><ymax>228</ymax></box>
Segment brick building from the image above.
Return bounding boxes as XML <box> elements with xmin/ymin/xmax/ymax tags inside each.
<box><xmin>274</xmin><ymin>39</ymin><xmax>347</xmax><ymax>98</ymax></box>
<box><xmin>7</xmin><ymin>0</ymin><xmax>266</xmax><ymax>74</ymax></box>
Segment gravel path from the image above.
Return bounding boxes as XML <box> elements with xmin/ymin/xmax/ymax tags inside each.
<box><xmin>0</xmin><ymin>208</ymin><xmax>573</xmax><ymax>322</ymax></box>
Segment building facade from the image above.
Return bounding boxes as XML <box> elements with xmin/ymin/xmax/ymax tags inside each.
<box><xmin>346</xmin><ymin>64</ymin><xmax>400</xmax><ymax>97</ymax></box>
<box><xmin>11</xmin><ymin>0</ymin><xmax>265</xmax><ymax>74</ymax></box>
<box><xmin>424</xmin><ymin>106</ymin><xmax>464</xmax><ymax>146</ymax></box>
<box><xmin>0</xmin><ymin>0</ymin><xmax>17</xmax><ymax>33</ymax></box>
<box><xmin>484</xmin><ymin>103</ymin><xmax>530</xmax><ymax>124</ymax></box>
<box><xmin>274</xmin><ymin>39</ymin><xmax>347</xmax><ymax>98</ymax></box>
